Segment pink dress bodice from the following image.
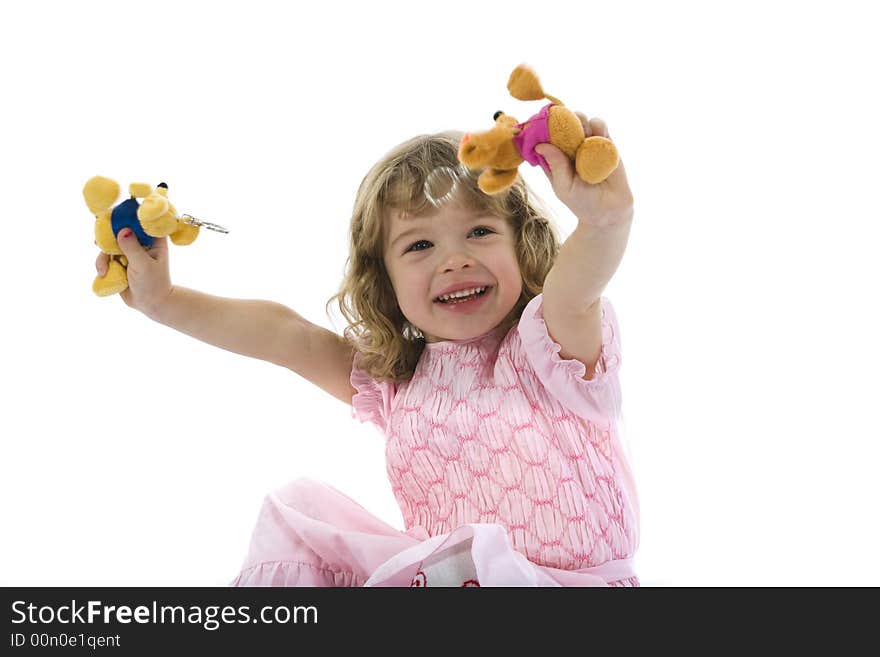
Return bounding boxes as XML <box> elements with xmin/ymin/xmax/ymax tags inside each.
<box><xmin>351</xmin><ymin>294</ymin><xmax>639</xmax><ymax>572</ymax></box>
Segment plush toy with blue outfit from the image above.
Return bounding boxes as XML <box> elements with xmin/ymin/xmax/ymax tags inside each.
<box><xmin>83</xmin><ymin>176</ymin><xmax>200</xmax><ymax>297</ymax></box>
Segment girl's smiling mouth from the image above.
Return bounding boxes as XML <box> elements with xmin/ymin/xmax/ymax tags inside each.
<box><xmin>433</xmin><ymin>286</ymin><xmax>493</xmax><ymax>311</ymax></box>
<box><xmin>434</xmin><ymin>285</ymin><xmax>491</xmax><ymax>304</ymax></box>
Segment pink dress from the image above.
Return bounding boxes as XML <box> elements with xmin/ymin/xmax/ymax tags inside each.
<box><xmin>231</xmin><ymin>294</ymin><xmax>640</xmax><ymax>587</ymax></box>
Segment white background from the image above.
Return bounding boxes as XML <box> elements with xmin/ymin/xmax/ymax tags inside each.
<box><xmin>1</xmin><ymin>0</ymin><xmax>877</xmax><ymax>586</ymax></box>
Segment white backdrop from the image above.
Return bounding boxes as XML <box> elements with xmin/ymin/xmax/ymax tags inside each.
<box><xmin>1</xmin><ymin>0</ymin><xmax>877</xmax><ymax>586</ymax></box>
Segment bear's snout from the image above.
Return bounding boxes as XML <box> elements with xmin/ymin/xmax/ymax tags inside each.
<box><xmin>459</xmin><ymin>133</ymin><xmax>477</xmax><ymax>158</ymax></box>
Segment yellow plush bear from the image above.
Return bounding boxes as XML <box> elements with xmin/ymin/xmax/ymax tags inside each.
<box><xmin>458</xmin><ymin>64</ymin><xmax>619</xmax><ymax>194</ymax></box>
<box><xmin>83</xmin><ymin>176</ymin><xmax>199</xmax><ymax>296</ymax></box>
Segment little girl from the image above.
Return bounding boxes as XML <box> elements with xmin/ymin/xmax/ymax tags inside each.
<box><xmin>96</xmin><ymin>113</ymin><xmax>638</xmax><ymax>587</ymax></box>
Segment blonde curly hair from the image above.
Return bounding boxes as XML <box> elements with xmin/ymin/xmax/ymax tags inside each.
<box><xmin>326</xmin><ymin>131</ymin><xmax>560</xmax><ymax>384</ymax></box>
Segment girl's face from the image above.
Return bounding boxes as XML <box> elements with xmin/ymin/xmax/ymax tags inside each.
<box><xmin>383</xmin><ymin>202</ymin><xmax>523</xmax><ymax>343</ymax></box>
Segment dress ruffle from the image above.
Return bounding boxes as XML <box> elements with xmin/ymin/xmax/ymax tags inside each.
<box><xmin>230</xmin><ymin>478</ymin><xmax>426</xmax><ymax>587</ymax></box>
<box><xmin>517</xmin><ymin>295</ymin><xmax>623</xmax><ymax>426</ymax></box>
<box><xmin>350</xmin><ymin>351</ymin><xmax>395</xmax><ymax>431</ymax></box>
<box><xmin>233</xmin><ymin>560</ymin><xmax>366</xmax><ymax>587</ymax></box>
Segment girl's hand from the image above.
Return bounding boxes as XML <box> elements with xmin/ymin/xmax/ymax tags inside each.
<box><xmin>534</xmin><ymin>112</ymin><xmax>634</xmax><ymax>229</ymax></box>
<box><xmin>95</xmin><ymin>230</ymin><xmax>173</xmax><ymax>318</ymax></box>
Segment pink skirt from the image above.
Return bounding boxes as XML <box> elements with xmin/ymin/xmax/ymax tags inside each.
<box><xmin>230</xmin><ymin>479</ymin><xmax>637</xmax><ymax>587</ymax></box>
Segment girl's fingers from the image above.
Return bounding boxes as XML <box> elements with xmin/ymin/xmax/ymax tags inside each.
<box><xmin>589</xmin><ymin>117</ymin><xmax>609</xmax><ymax>138</ymax></box>
<box><xmin>608</xmin><ymin>158</ymin><xmax>634</xmax><ymax>205</ymax></box>
<box><xmin>575</xmin><ymin>112</ymin><xmax>611</xmax><ymax>139</ymax></box>
<box><xmin>147</xmin><ymin>236</ymin><xmax>168</xmax><ymax>261</ymax></box>
<box><xmin>575</xmin><ymin>111</ymin><xmax>592</xmax><ymax>137</ymax></box>
<box><xmin>95</xmin><ymin>251</ymin><xmax>110</xmax><ymax>276</ymax></box>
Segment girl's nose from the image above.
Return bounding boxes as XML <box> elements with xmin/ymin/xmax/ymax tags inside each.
<box><xmin>440</xmin><ymin>250</ymin><xmax>476</xmax><ymax>273</ymax></box>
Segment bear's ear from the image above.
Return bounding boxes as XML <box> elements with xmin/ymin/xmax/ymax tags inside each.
<box><xmin>494</xmin><ymin>112</ymin><xmax>520</xmax><ymax>129</ymax></box>
<box><xmin>129</xmin><ymin>182</ymin><xmax>153</xmax><ymax>198</ymax></box>
<box><xmin>83</xmin><ymin>176</ymin><xmax>120</xmax><ymax>215</ymax></box>
<box><xmin>137</xmin><ymin>193</ymin><xmax>170</xmax><ymax>222</ymax></box>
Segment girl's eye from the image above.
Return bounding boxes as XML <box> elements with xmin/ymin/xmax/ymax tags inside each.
<box><xmin>404</xmin><ymin>227</ymin><xmax>494</xmax><ymax>253</ymax></box>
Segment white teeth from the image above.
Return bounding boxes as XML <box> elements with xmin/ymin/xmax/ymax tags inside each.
<box><xmin>437</xmin><ymin>286</ymin><xmax>487</xmax><ymax>302</ymax></box>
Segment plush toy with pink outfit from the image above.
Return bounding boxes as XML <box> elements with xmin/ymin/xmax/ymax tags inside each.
<box><xmin>458</xmin><ymin>64</ymin><xmax>620</xmax><ymax>194</ymax></box>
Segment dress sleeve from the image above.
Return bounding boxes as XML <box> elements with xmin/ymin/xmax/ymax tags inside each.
<box><xmin>350</xmin><ymin>350</ymin><xmax>396</xmax><ymax>433</ymax></box>
<box><xmin>517</xmin><ymin>294</ymin><xmax>622</xmax><ymax>426</ymax></box>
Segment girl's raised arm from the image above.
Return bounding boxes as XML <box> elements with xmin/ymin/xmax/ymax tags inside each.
<box><xmin>101</xmin><ymin>229</ymin><xmax>358</xmax><ymax>405</ymax></box>
<box><xmin>282</xmin><ymin>318</ymin><xmax>359</xmax><ymax>405</ymax></box>
<box><xmin>149</xmin><ymin>287</ymin><xmax>358</xmax><ymax>405</ymax></box>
